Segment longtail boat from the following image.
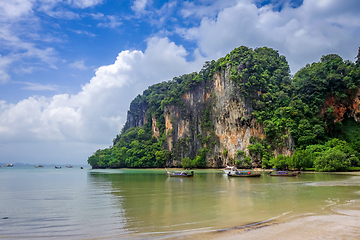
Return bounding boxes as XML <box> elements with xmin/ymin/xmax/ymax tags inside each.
<box><xmin>166</xmin><ymin>168</ymin><xmax>194</xmax><ymax>177</ymax></box>
<box><xmin>228</xmin><ymin>170</ymin><xmax>261</xmax><ymax>177</ymax></box>
<box><xmin>268</xmin><ymin>171</ymin><xmax>300</xmax><ymax>176</ymax></box>
<box><xmin>222</xmin><ymin>165</ymin><xmax>238</xmax><ymax>174</ymax></box>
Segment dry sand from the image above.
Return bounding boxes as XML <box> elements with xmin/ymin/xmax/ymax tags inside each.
<box><xmin>197</xmin><ymin>201</ymin><xmax>360</xmax><ymax>240</ymax></box>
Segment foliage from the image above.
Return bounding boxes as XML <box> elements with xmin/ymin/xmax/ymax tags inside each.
<box><xmin>314</xmin><ymin>148</ymin><xmax>350</xmax><ymax>172</ymax></box>
<box><xmin>180</xmin><ymin>148</ymin><xmax>209</xmax><ymax>168</ymax></box>
<box><xmin>290</xmin><ymin>149</ymin><xmax>314</xmax><ymax>170</ymax></box>
<box><xmin>269</xmin><ymin>154</ymin><xmax>291</xmax><ymax>170</ymax></box>
<box><xmin>88</xmin><ymin>127</ymin><xmax>168</xmax><ymax>168</ymax></box>
<box><xmin>222</xmin><ymin>149</ymin><xmax>228</xmax><ymax>156</ymax></box>
<box><xmin>181</xmin><ymin>157</ymin><xmax>192</xmax><ymax>168</ymax></box>
<box><xmin>89</xmin><ymin>46</ymin><xmax>360</xmax><ymax>172</ymax></box>
<box><xmin>349</xmin><ymin>167</ymin><xmax>360</xmax><ymax>171</ymax></box>
<box><xmin>234</xmin><ymin>150</ymin><xmax>252</xmax><ymax>168</ymax></box>
<box><xmin>246</xmin><ymin>140</ymin><xmax>272</xmax><ymax>167</ymax></box>
<box><xmin>304</xmin><ymin>168</ymin><xmax>315</xmax><ymax>171</ymax></box>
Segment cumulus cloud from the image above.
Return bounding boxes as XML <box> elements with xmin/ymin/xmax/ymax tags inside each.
<box><xmin>177</xmin><ymin>0</ymin><xmax>360</xmax><ymax>72</ymax></box>
<box><xmin>0</xmin><ymin>37</ymin><xmax>204</xmax><ymax>163</ymax></box>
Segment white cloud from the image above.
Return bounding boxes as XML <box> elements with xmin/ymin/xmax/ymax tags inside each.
<box><xmin>85</xmin><ymin>12</ymin><xmax>122</xmax><ymax>29</ymax></box>
<box><xmin>180</xmin><ymin>0</ymin><xmax>238</xmax><ymax>19</ymax></box>
<box><xmin>87</xmin><ymin>12</ymin><xmax>104</xmax><ymax>20</ymax></box>
<box><xmin>44</xmin><ymin>10</ymin><xmax>80</xmax><ymax>19</ymax></box>
<box><xmin>0</xmin><ymin>0</ymin><xmax>34</xmax><ymax>19</ymax></box>
<box><xmin>13</xmin><ymin>81</ymin><xmax>59</xmax><ymax>91</ymax></box>
<box><xmin>0</xmin><ymin>37</ymin><xmax>204</xmax><ymax>164</ymax></box>
<box><xmin>38</xmin><ymin>0</ymin><xmax>104</xmax><ymax>12</ymax></box>
<box><xmin>0</xmin><ymin>0</ymin><xmax>106</xmax><ymax>84</ymax></box>
<box><xmin>0</xmin><ymin>54</ymin><xmax>13</xmax><ymax>83</ymax></box>
<box><xmin>69</xmin><ymin>60</ymin><xmax>88</xmax><ymax>70</ymax></box>
<box><xmin>0</xmin><ymin>1</ymin><xmax>59</xmax><ymax>82</ymax></box>
<box><xmin>97</xmin><ymin>15</ymin><xmax>122</xmax><ymax>28</ymax></box>
<box><xmin>14</xmin><ymin>66</ymin><xmax>36</xmax><ymax>74</ymax></box>
<box><xmin>2</xmin><ymin>0</ymin><xmax>360</xmax><ymax>166</ymax></box>
<box><xmin>72</xmin><ymin>29</ymin><xmax>96</xmax><ymax>37</ymax></box>
<box><xmin>129</xmin><ymin>0</ymin><xmax>178</xmax><ymax>27</ymax></box>
<box><xmin>71</xmin><ymin>0</ymin><xmax>104</xmax><ymax>9</ymax></box>
<box><xmin>177</xmin><ymin>0</ymin><xmax>360</xmax><ymax>72</ymax></box>
<box><xmin>131</xmin><ymin>0</ymin><xmax>148</xmax><ymax>14</ymax></box>
<box><xmin>150</xmin><ymin>1</ymin><xmax>177</xmax><ymax>27</ymax></box>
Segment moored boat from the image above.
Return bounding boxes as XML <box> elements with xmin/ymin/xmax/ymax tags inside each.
<box><xmin>66</xmin><ymin>165</ymin><xmax>73</xmax><ymax>168</ymax></box>
<box><xmin>268</xmin><ymin>171</ymin><xmax>300</xmax><ymax>176</ymax></box>
<box><xmin>166</xmin><ymin>169</ymin><xmax>194</xmax><ymax>177</ymax></box>
<box><xmin>55</xmin><ymin>166</ymin><xmax>61</xmax><ymax>169</ymax></box>
<box><xmin>222</xmin><ymin>165</ymin><xmax>238</xmax><ymax>174</ymax></box>
<box><xmin>3</xmin><ymin>164</ymin><xmax>14</xmax><ymax>167</ymax></box>
<box><xmin>34</xmin><ymin>165</ymin><xmax>44</xmax><ymax>168</ymax></box>
<box><xmin>228</xmin><ymin>170</ymin><xmax>261</xmax><ymax>177</ymax></box>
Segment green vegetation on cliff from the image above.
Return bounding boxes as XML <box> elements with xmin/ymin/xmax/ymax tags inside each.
<box><xmin>259</xmin><ymin>51</ymin><xmax>360</xmax><ymax>171</ymax></box>
<box><xmin>88</xmin><ymin>46</ymin><xmax>360</xmax><ymax>171</ymax></box>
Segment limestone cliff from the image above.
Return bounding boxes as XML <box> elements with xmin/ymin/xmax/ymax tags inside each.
<box><xmin>89</xmin><ymin>46</ymin><xmax>360</xmax><ymax>169</ymax></box>
<box><xmin>123</xmin><ymin>62</ymin><xmax>293</xmax><ymax>167</ymax></box>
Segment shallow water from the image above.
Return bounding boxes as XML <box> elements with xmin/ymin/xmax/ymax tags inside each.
<box><xmin>1</xmin><ymin>167</ymin><xmax>360</xmax><ymax>239</ymax></box>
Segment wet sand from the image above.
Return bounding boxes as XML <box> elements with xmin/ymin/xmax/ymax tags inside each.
<box><xmin>187</xmin><ymin>172</ymin><xmax>360</xmax><ymax>240</ymax></box>
<box><xmin>199</xmin><ymin>201</ymin><xmax>360</xmax><ymax>240</ymax></box>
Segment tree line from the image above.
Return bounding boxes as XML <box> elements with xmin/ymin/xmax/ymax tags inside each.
<box><xmin>88</xmin><ymin>46</ymin><xmax>360</xmax><ymax>172</ymax></box>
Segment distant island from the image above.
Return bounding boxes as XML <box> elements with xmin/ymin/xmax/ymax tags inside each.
<box><xmin>88</xmin><ymin>46</ymin><xmax>360</xmax><ymax>172</ymax></box>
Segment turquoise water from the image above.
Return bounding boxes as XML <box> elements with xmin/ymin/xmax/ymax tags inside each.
<box><xmin>1</xmin><ymin>167</ymin><xmax>360</xmax><ymax>239</ymax></box>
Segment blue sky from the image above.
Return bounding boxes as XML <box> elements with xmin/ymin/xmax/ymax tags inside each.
<box><xmin>1</xmin><ymin>0</ymin><xmax>360</xmax><ymax>165</ymax></box>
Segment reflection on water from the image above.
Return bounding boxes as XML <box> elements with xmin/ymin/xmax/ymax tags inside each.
<box><xmin>87</xmin><ymin>170</ymin><xmax>360</xmax><ymax>238</ymax></box>
<box><xmin>0</xmin><ymin>167</ymin><xmax>360</xmax><ymax>239</ymax></box>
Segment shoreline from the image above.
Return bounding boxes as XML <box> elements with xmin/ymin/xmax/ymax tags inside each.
<box><xmin>191</xmin><ymin>200</ymin><xmax>360</xmax><ymax>240</ymax></box>
<box><xmin>90</xmin><ymin>167</ymin><xmax>360</xmax><ymax>172</ymax></box>
<box><xmin>90</xmin><ymin>168</ymin><xmax>360</xmax><ymax>176</ymax></box>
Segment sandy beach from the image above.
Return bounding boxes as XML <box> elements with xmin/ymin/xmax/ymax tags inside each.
<box><xmin>198</xmin><ymin>200</ymin><xmax>360</xmax><ymax>240</ymax></box>
<box><xmin>184</xmin><ymin>172</ymin><xmax>360</xmax><ymax>240</ymax></box>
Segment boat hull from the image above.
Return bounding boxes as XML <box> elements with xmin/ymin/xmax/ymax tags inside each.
<box><xmin>166</xmin><ymin>169</ymin><xmax>194</xmax><ymax>177</ymax></box>
<box><xmin>167</xmin><ymin>173</ymin><xmax>194</xmax><ymax>177</ymax></box>
<box><xmin>269</xmin><ymin>172</ymin><xmax>299</xmax><ymax>177</ymax></box>
<box><xmin>228</xmin><ymin>173</ymin><xmax>261</xmax><ymax>177</ymax></box>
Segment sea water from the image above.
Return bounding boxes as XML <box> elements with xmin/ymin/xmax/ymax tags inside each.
<box><xmin>1</xmin><ymin>167</ymin><xmax>360</xmax><ymax>239</ymax></box>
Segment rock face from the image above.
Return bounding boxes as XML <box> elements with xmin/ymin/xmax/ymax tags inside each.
<box><xmin>123</xmin><ymin>64</ymin><xmax>293</xmax><ymax>167</ymax></box>
<box><xmin>321</xmin><ymin>86</ymin><xmax>360</xmax><ymax>124</ymax></box>
<box><xmin>123</xmin><ymin>100</ymin><xmax>148</xmax><ymax>131</ymax></box>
